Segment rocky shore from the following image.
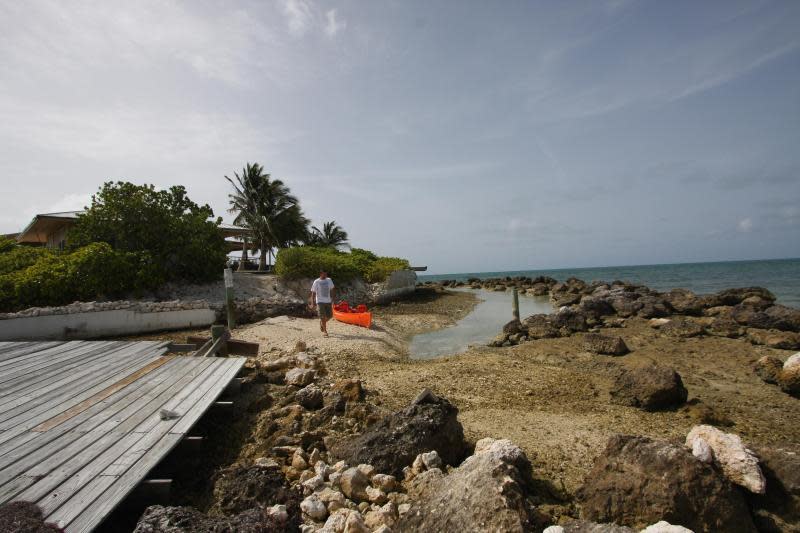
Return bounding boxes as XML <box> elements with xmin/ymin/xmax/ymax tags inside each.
<box><xmin>38</xmin><ymin>282</ymin><xmax>799</xmax><ymax>532</ymax></box>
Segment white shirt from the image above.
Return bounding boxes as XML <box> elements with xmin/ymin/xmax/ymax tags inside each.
<box><xmin>311</xmin><ymin>278</ymin><xmax>335</xmax><ymax>304</ymax></box>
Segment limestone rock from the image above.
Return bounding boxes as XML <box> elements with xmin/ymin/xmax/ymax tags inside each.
<box><xmin>784</xmin><ymin>352</ymin><xmax>800</xmax><ymax>370</ymax></box>
<box><xmin>662</xmin><ymin>288</ymin><xmax>703</xmax><ymax>315</ymax></box>
<box><xmin>285</xmin><ymin>367</ymin><xmax>316</xmax><ymax>387</ymax></box>
<box><xmin>660</xmin><ymin>318</ymin><xmax>706</xmax><ymax>338</ymax></box>
<box><xmin>640</xmin><ymin>521</ymin><xmax>695</xmax><ymax>533</ymax></box>
<box><xmin>261</xmin><ymin>356</ymin><xmax>295</xmax><ymax>372</ymax></box>
<box><xmin>543</xmin><ymin>520</ymin><xmax>634</xmax><ymax>532</ymax></box>
<box><xmin>339</xmin><ymin>467</ymin><xmax>370</xmax><ymax>502</ymax></box>
<box><xmin>301</xmin><ymin>493</ymin><xmax>328</xmax><ymax>521</ymax></box>
<box><xmin>397</xmin><ymin>438</ymin><xmax>537</xmax><ymax>532</ymax></box>
<box><xmin>583</xmin><ymin>333</ymin><xmax>630</xmax><ymax>356</ymax></box>
<box><xmin>329</xmin><ymin>393</ymin><xmax>468</xmax><ymax>477</ymax></box>
<box><xmin>371</xmin><ymin>473</ymin><xmax>397</xmax><ymax>493</ymax></box>
<box><xmin>747</xmin><ymin>330</ymin><xmax>800</xmax><ymax>350</ymax></box>
<box><xmin>691</xmin><ymin>437</ymin><xmax>714</xmax><ymax>463</ymax></box>
<box><xmin>610</xmin><ymin>366</ymin><xmax>688</xmax><ymax>411</ymax></box>
<box><xmin>577</xmin><ymin>434</ymin><xmax>755</xmax><ymax>532</ymax></box>
<box><xmin>503</xmin><ymin>318</ymin><xmax>524</xmax><ymax>335</ymax></box>
<box><xmin>754</xmin><ymin>356</ymin><xmax>783</xmax><ymax>384</ymax></box>
<box><xmin>778</xmin><ymin>365</ymin><xmax>800</xmax><ymax>396</ymax></box>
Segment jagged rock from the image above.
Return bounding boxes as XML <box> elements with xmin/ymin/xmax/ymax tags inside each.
<box><xmin>261</xmin><ymin>356</ymin><xmax>296</xmax><ymax>372</ymax></box>
<box><xmin>0</xmin><ymin>501</ymin><xmax>61</xmax><ymax>532</ymax></box>
<box><xmin>295</xmin><ymin>384</ymin><xmax>324</xmax><ymax>410</ymax></box>
<box><xmin>364</xmin><ymin>502</ymin><xmax>397</xmax><ymax>530</ymax></box>
<box><xmin>610</xmin><ymin>366</ymin><xmax>688</xmax><ymax>411</ymax></box>
<box><xmin>523</xmin><ymin>314</ymin><xmax>560</xmax><ymax>339</ymax></box>
<box><xmin>339</xmin><ymin>467</ymin><xmax>370</xmax><ymax>502</ymax></box>
<box><xmin>662</xmin><ymin>289</ymin><xmax>703</xmax><ymax>316</ymax></box>
<box><xmin>747</xmin><ymin>446</ymin><xmax>800</xmax><ymax>533</ymax></box>
<box><xmin>543</xmin><ymin>520</ymin><xmax>634</xmax><ymax>532</ymax></box>
<box><xmin>707</xmin><ymin>317</ymin><xmax>744</xmax><ymax>338</ymax></box>
<box><xmin>660</xmin><ymin>318</ymin><xmax>706</xmax><ymax>338</ymax></box>
<box><xmin>503</xmin><ymin>319</ymin><xmax>524</xmax><ymax>335</ymax></box>
<box><xmin>686</xmin><ymin>425</ymin><xmax>766</xmax><ymax>494</ymax></box>
<box><xmin>332</xmin><ymin>379</ymin><xmax>363</xmax><ymax>403</ymax></box>
<box><xmin>747</xmin><ymin>329</ymin><xmax>800</xmax><ymax>350</ymax></box>
<box><xmin>577</xmin><ymin>435</ymin><xmax>756</xmax><ymax>532</ymax></box>
<box><xmin>397</xmin><ymin>438</ymin><xmax>537</xmax><ymax>532</ymax></box>
<box><xmin>785</xmin><ymin>352</ymin><xmax>800</xmax><ymax>370</ymax></box>
<box><xmin>636</xmin><ymin>296</ymin><xmax>672</xmax><ymax>318</ymax></box>
<box><xmin>301</xmin><ymin>493</ymin><xmax>328</xmax><ymax>521</ymax></box>
<box><xmin>317</xmin><ymin>487</ymin><xmax>347</xmax><ymax>513</ymax></box>
<box><xmin>754</xmin><ymin>356</ymin><xmax>784</xmax><ymax>384</ymax></box>
<box><xmin>710</xmin><ymin>287</ymin><xmax>776</xmax><ymax>307</ymax></box>
<box><xmin>733</xmin><ymin>304</ymin><xmax>800</xmax><ymax>332</ymax></box>
<box><xmin>778</xmin><ymin>365</ymin><xmax>800</xmax><ymax>396</ymax></box>
<box><xmin>640</xmin><ymin>522</ymin><xmax>694</xmax><ymax>533</ymax></box>
<box><xmin>211</xmin><ymin>463</ymin><xmax>298</xmax><ymax>515</ymax></box>
<box><xmin>285</xmin><ymin>367</ymin><xmax>316</xmax><ymax>387</ymax></box>
<box><xmin>576</xmin><ymin>296</ymin><xmax>616</xmax><ymax>319</ymax></box>
<box><xmin>552</xmin><ymin>308</ymin><xmax>589</xmax><ymax>333</ymax></box>
<box><xmin>691</xmin><ymin>437</ymin><xmax>714</xmax><ymax>463</ymax></box>
<box><xmin>372</xmin><ymin>473</ymin><xmax>397</xmax><ymax>492</ymax></box>
<box><xmin>133</xmin><ymin>504</ymin><xmax>299</xmax><ymax>532</ymax></box>
<box><xmin>583</xmin><ymin>333</ymin><xmax>629</xmax><ymax>356</ymax></box>
<box><xmin>764</xmin><ymin>305</ymin><xmax>800</xmax><ymax>332</ymax></box>
<box><xmin>329</xmin><ymin>393</ymin><xmax>468</xmax><ymax>477</ymax></box>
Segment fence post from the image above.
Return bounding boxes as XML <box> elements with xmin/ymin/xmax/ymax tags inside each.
<box><xmin>512</xmin><ymin>287</ymin><xmax>520</xmax><ymax>321</ymax></box>
<box><xmin>224</xmin><ymin>267</ymin><xmax>235</xmax><ymax>330</ymax></box>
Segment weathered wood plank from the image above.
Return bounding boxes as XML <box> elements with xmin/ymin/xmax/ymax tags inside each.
<box><xmin>0</xmin><ymin>341</ymin><xmax>65</xmax><ymax>363</ymax></box>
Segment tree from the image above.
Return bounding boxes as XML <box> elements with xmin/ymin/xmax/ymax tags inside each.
<box><xmin>68</xmin><ymin>181</ymin><xmax>227</xmax><ymax>283</ymax></box>
<box><xmin>307</xmin><ymin>220</ymin><xmax>349</xmax><ymax>249</ymax></box>
<box><xmin>225</xmin><ymin>163</ymin><xmax>309</xmax><ymax>271</ymax></box>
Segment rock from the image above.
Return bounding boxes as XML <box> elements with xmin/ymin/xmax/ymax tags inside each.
<box><xmin>660</xmin><ymin>318</ymin><xmax>706</xmax><ymax>338</ymax></box>
<box><xmin>764</xmin><ymin>305</ymin><xmax>800</xmax><ymax>332</ymax></box>
<box><xmin>543</xmin><ymin>520</ymin><xmax>634</xmax><ymax>532</ymax></box>
<box><xmin>523</xmin><ymin>314</ymin><xmax>560</xmax><ymax>339</ymax></box>
<box><xmin>372</xmin><ymin>473</ymin><xmax>397</xmax><ymax>492</ymax></box>
<box><xmin>134</xmin><ymin>504</ymin><xmax>299</xmax><ymax>532</ymax></box>
<box><xmin>711</xmin><ymin>287</ymin><xmax>776</xmax><ymax>307</ymax></box>
<box><xmin>785</xmin><ymin>352</ymin><xmax>800</xmax><ymax>370</ymax></box>
<box><xmin>577</xmin><ymin>434</ymin><xmax>756</xmax><ymax>532</ymax></box>
<box><xmin>747</xmin><ymin>330</ymin><xmax>800</xmax><ymax>350</ymax></box>
<box><xmin>0</xmin><ymin>501</ymin><xmax>60</xmax><ymax>532</ymax></box>
<box><xmin>503</xmin><ymin>319</ymin><xmax>524</xmax><ymax>335</ymax></box>
<box><xmin>286</xmin><ymin>367</ymin><xmax>316</xmax><ymax>387</ymax></box>
<box><xmin>356</xmin><ymin>463</ymin><xmax>376</xmax><ymax>479</ymax></box>
<box><xmin>329</xmin><ymin>393</ymin><xmax>468</xmax><ymax>477</ymax></box>
<box><xmin>610</xmin><ymin>365</ymin><xmax>688</xmax><ymax>411</ymax></box>
<box><xmin>301</xmin><ymin>493</ymin><xmax>329</xmax><ymax>521</ymax></box>
<box><xmin>691</xmin><ymin>437</ymin><xmax>714</xmax><ymax>463</ymax></box>
<box><xmin>636</xmin><ymin>295</ymin><xmax>672</xmax><ymax>318</ymax></box>
<box><xmin>583</xmin><ymin>333</ymin><xmax>630</xmax><ymax>356</ymax></box>
<box><xmin>292</xmin><ymin>449</ymin><xmax>309</xmax><ymax>470</ymax></box>
<box><xmin>295</xmin><ymin>352</ymin><xmax>322</xmax><ymax>369</ymax></box>
<box><xmin>261</xmin><ymin>356</ymin><xmax>296</xmax><ymax>372</ymax></box>
<box><xmin>707</xmin><ymin>317</ymin><xmax>744</xmax><ymax>338</ymax></box>
<box><xmin>552</xmin><ymin>308</ymin><xmax>589</xmax><ymax>333</ymax></box>
<box><xmin>397</xmin><ymin>438</ymin><xmax>537</xmax><ymax>532</ymax></box>
<box><xmin>686</xmin><ymin>425</ymin><xmax>766</xmax><ymax>494</ymax></box>
<box><xmin>211</xmin><ymin>463</ymin><xmax>297</xmax><ymax>515</ymax></box>
<box><xmin>576</xmin><ymin>296</ymin><xmax>616</xmax><ymax>319</ymax></box>
<box><xmin>649</xmin><ymin>318</ymin><xmax>672</xmax><ymax>327</ymax></box>
<box><xmin>302</xmin><ymin>474</ymin><xmax>325</xmax><ymax>492</ymax></box>
<box><xmin>318</xmin><ymin>487</ymin><xmax>347</xmax><ymax>513</ymax></box>
<box><xmin>339</xmin><ymin>467</ymin><xmax>370</xmax><ymax>501</ymax></box>
<box><xmin>778</xmin><ymin>365</ymin><xmax>800</xmax><ymax>396</ymax></box>
<box><xmin>364</xmin><ymin>502</ymin><xmax>397</xmax><ymax>530</ymax></box>
<box><xmin>746</xmin><ymin>446</ymin><xmax>800</xmax><ymax>533</ymax></box>
<box><xmin>332</xmin><ymin>379</ymin><xmax>363</xmax><ymax>403</ymax></box>
<box><xmin>663</xmin><ymin>289</ymin><xmax>703</xmax><ymax>315</ymax></box>
<box><xmin>640</xmin><ymin>521</ymin><xmax>695</xmax><ymax>533</ymax></box>
<box><xmin>754</xmin><ymin>356</ymin><xmax>784</xmax><ymax>384</ymax></box>
<box><xmin>296</xmin><ymin>384</ymin><xmax>324</xmax><ymax>410</ymax></box>
<box><xmin>365</xmin><ymin>486</ymin><xmax>387</xmax><ymax>504</ymax></box>
<box><xmin>344</xmin><ymin>510</ymin><xmax>369</xmax><ymax>533</ymax></box>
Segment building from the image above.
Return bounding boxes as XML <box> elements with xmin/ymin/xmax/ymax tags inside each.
<box><xmin>15</xmin><ymin>210</ymin><xmax>250</xmax><ymax>252</ymax></box>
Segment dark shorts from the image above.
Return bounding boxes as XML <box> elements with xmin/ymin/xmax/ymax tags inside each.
<box><xmin>317</xmin><ymin>303</ymin><xmax>333</xmax><ymax>320</ymax></box>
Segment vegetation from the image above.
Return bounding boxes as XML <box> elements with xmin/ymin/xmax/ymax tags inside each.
<box><xmin>306</xmin><ymin>220</ymin><xmax>349</xmax><ymax>248</ymax></box>
<box><xmin>275</xmin><ymin>246</ymin><xmax>409</xmax><ymax>282</ymax></box>
<box><xmin>0</xmin><ymin>243</ymin><xmax>159</xmax><ymax>311</ymax></box>
<box><xmin>226</xmin><ymin>163</ymin><xmax>309</xmax><ymax>271</ymax></box>
<box><xmin>0</xmin><ymin>242</ymin><xmax>49</xmax><ymax>276</ymax></box>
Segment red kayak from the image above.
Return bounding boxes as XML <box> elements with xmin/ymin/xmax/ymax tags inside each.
<box><xmin>333</xmin><ymin>302</ymin><xmax>372</xmax><ymax>328</ymax></box>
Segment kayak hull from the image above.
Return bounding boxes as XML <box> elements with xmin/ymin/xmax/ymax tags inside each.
<box><xmin>332</xmin><ymin>309</ymin><xmax>372</xmax><ymax>328</ymax></box>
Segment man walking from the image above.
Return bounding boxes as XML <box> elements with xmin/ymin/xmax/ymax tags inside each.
<box><xmin>310</xmin><ymin>270</ymin><xmax>335</xmax><ymax>337</ymax></box>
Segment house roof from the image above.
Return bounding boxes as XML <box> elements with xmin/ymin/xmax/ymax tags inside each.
<box><xmin>16</xmin><ymin>210</ymin><xmax>250</xmax><ymax>244</ymax></box>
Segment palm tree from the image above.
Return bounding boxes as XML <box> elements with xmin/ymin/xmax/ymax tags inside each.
<box><xmin>226</xmin><ymin>163</ymin><xmax>308</xmax><ymax>271</ymax></box>
<box><xmin>307</xmin><ymin>220</ymin><xmax>349</xmax><ymax>248</ymax></box>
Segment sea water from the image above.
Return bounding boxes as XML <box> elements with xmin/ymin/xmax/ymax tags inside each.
<box><xmin>420</xmin><ymin>258</ymin><xmax>800</xmax><ymax>308</ymax></box>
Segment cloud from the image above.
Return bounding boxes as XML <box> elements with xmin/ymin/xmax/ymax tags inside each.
<box><xmin>324</xmin><ymin>9</ymin><xmax>346</xmax><ymax>37</ymax></box>
<box><xmin>282</xmin><ymin>0</ymin><xmax>313</xmax><ymax>36</ymax></box>
<box><xmin>738</xmin><ymin>217</ymin><xmax>754</xmax><ymax>232</ymax></box>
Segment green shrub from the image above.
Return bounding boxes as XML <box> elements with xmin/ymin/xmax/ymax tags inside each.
<box><xmin>0</xmin><ymin>243</ymin><xmax>162</xmax><ymax>312</ymax></box>
<box><xmin>275</xmin><ymin>246</ymin><xmax>409</xmax><ymax>283</ymax></box>
<box><xmin>0</xmin><ymin>245</ymin><xmax>51</xmax><ymax>276</ymax></box>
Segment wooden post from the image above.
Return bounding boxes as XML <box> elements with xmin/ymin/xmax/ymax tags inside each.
<box><xmin>210</xmin><ymin>324</ymin><xmax>228</xmax><ymax>357</ymax></box>
<box><xmin>224</xmin><ymin>267</ymin><xmax>235</xmax><ymax>330</ymax></box>
<box><xmin>512</xmin><ymin>287</ymin><xmax>520</xmax><ymax>320</ymax></box>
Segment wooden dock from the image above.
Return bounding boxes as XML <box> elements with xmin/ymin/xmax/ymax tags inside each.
<box><xmin>0</xmin><ymin>340</ymin><xmax>246</xmax><ymax>532</ymax></box>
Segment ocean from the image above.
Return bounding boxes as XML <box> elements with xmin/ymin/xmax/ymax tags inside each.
<box><xmin>420</xmin><ymin>258</ymin><xmax>800</xmax><ymax>309</ymax></box>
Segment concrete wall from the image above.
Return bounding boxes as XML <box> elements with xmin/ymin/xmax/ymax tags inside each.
<box><xmin>0</xmin><ymin>308</ymin><xmax>217</xmax><ymax>341</ymax></box>
<box><xmin>372</xmin><ymin>269</ymin><xmax>417</xmax><ymax>303</ymax></box>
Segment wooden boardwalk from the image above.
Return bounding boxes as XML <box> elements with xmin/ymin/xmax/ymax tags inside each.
<box><xmin>0</xmin><ymin>340</ymin><xmax>246</xmax><ymax>532</ymax></box>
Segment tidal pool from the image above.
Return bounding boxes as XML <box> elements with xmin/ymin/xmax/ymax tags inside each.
<box><xmin>408</xmin><ymin>289</ymin><xmax>553</xmax><ymax>359</ymax></box>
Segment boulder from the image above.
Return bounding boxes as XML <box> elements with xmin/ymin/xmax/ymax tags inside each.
<box><xmin>544</xmin><ymin>521</ymin><xmax>634</xmax><ymax>532</ymax></box>
<box><xmin>640</xmin><ymin>522</ymin><xmax>695</xmax><ymax>533</ymax></box>
<box><xmin>764</xmin><ymin>305</ymin><xmax>800</xmax><ymax>332</ymax></box>
<box><xmin>733</xmin><ymin>304</ymin><xmax>800</xmax><ymax>332</ymax></box>
<box><xmin>747</xmin><ymin>329</ymin><xmax>800</xmax><ymax>350</ymax></box>
<box><xmin>503</xmin><ymin>319</ymin><xmax>524</xmax><ymax>335</ymax></box>
<box><xmin>577</xmin><ymin>296</ymin><xmax>616</xmax><ymax>319</ymax></box>
<box><xmin>636</xmin><ymin>296</ymin><xmax>672</xmax><ymax>319</ymax></box>
<box><xmin>710</xmin><ymin>287</ymin><xmax>776</xmax><ymax>307</ymax></box>
<box><xmin>328</xmin><ymin>391</ymin><xmax>468</xmax><ymax>477</ymax></box>
<box><xmin>660</xmin><ymin>318</ymin><xmax>706</xmax><ymax>338</ymax></box>
<box><xmin>551</xmin><ymin>308</ymin><xmax>589</xmax><ymax>334</ymax></box>
<box><xmin>523</xmin><ymin>314</ymin><xmax>560</xmax><ymax>339</ymax></box>
<box><xmin>301</xmin><ymin>493</ymin><xmax>328</xmax><ymax>521</ymax></box>
<box><xmin>785</xmin><ymin>352</ymin><xmax>800</xmax><ymax>370</ymax></box>
<box><xmin>610</xmin><ymin>366</ymin><xmax>688</xmax><ymax>411</ymax></box>
<box><xmin>583</xmin><ymin>333</ymin><xmax>629</xmax><ymax>356</ymax></box>
<box><xmin>686</xmin><ymin>425</ymin><xmax>766</xmax><ymax>494</ymax></box>
<box><xmin>662</xmin><ymin>289</ymin><xmax>704</xmax><ymax>316</ymax></box>
<box><xmin>778</xmin><ymin>365</ymin><xmax>800</xmax><ymax>396</ymax></box>
<box><xmin>339</xmin><ymin>467</ymin><xmax>370</xmax><ymax>501</ymax></box>
<box><xmin>285</xmin><ymin>367</ymin><xmax>316</xmax><ymax>387</ymax></box>
<box><xmin>577</xmin><ymin>435</ymin><xmax>756</xmax><ymax>532</ymax></box>
<box><xmin>707</xmin><ymin>317</ymin><xmax>744</xmax><ymax>338</ymax></box>
<box><xmin>332</xmin><ymin>379</ymin><xmax>363</xmax><ymax>403</ymax></box>
<box><xmin>747</xmin><ymin>446</ymin><xmax>800</xmax><ymax>533</ymax></box>
<box><xmin>754</xmin><ymin>356</ymin><xmax>784</xmax><ymax>384</ymax></box>
<box><xmin>397</xmin><ymin>438</ymin><xmax>538</xmax><ymax>532</ymax></box>
<box><xmin>133</xmin><ymin>504</ymin><xmax>299</xmax><ymax>533</ymax></box>
<box><xmin>295</xmin><ymin>384</ymin><xmax>324</xmax><ymax>410</ymax></box>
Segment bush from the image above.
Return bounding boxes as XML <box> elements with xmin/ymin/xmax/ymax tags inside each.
<box><xmin>274</xmin><ymin>246</ymin><xmax>409</xmax><ymax>283</ymax></box>
<box><xmin>0</xmin><ymin>243</ymin><xmax>162</xmax><ymax>312</ymax></box>
<box><xmin>0</xmin><ymin>245</ymin><xmax>51</xmax><ymax>276</ymax></box>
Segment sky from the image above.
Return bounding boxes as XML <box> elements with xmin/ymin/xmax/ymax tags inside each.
<box><xmin>0</xmin><ymin>0</ymin><xmax>798</xmax><ymax>275</ymax></box>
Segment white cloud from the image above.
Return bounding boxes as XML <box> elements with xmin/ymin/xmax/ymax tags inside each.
<box><xmin>324</xmin><ymin>9</ymin><xmax>346</xmax><ymax>37</ymax></box>
<box><xmin>738</xmin><ymin>217</ymin><xmax>754</xmax><ymax>232</ymax></box>
<box><xmin>282</xmin><ymin>0</ymin><xmax>313</xmax><ymax>36</ymax></box>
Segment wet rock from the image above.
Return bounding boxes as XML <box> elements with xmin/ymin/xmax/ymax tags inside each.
<box><xmin>662</xmin><ymin>289</ymin><xmax>704</xmax><ymax>316</ymax></box>
<box><xmin>134</xmin><ymin>504</ymin><xmax>299</xmax><ymax>533</ymax></box>
<box><xmin>329</xmin><ymin>393</ymin><xmax>468</xmax><ymax>477</ymax></box>
<box><xmin>0</xmin><ymin>501</ymin><xmax>61</xmax><ymax>532</ymax></box>
<box><xmin>660</xmin><ymin>318</ymin><xmax>706</xmax><ymax>338</ymax></box>
<box><xmin>754</xmin><ymin>356</ymin><xmax>784</xmax><ymax>384</ymax></box>
<box><xmin>577</xmin><ymin>434</ymin><xmax>756</xmax><ymax>532</ymax></box>
<box><xmin>747</xmin><ymin>329</ymin><xmax>800</xmax><ymax>350</ymax></box>
<box><xmin>686</xmin><ymin>425</ymin><xmax>766</xmax><ymax>494</ymax></box>
<box><xmin>295</xmin><ymin>384</ymin><xmax>324</xmax><ymax>410</ymax></box>
<box><xmin>285</xmin><ymin>367</ymin><xmax>316</xmax><ymax>387</ymax></box>
<box><xmin>212</xmin><ymin>463</ymin><xmax>298</xmax><ymax>515</ymax></box>
<box><xmin>610</xmin><ymin>365</ymin><xmax>688</xmax><ymax>411</ymax></box>
<box><xmin>397</xmin><ymin>438</ymin><xmax>537</xmax><ymax>532</ymax></box>
<box><xmin>583</xmin><ymin>333</ymin><xmax>629</xmax><ymax>356</ymax></box>
<box><xmin>747</xmin><ymin>446</ymin><xmax>800</xmax><ymax>533</ymax></box>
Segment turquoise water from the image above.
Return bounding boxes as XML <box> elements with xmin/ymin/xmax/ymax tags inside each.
<box><xmin>409</xmin><ymin>289</ymin><xmax>552</xmax><ymax>359</ymax></box>
<box><xmin>420</xmin><ymin>258</ymin><xmax>800</xmax><ymax>309</ymax></box>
